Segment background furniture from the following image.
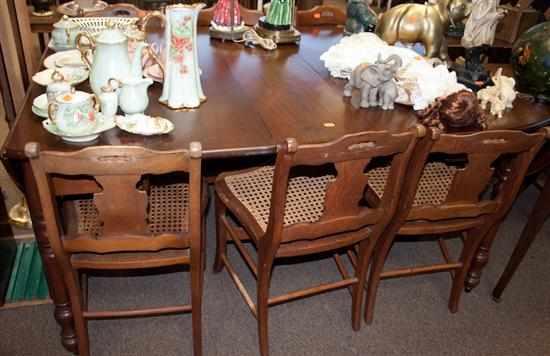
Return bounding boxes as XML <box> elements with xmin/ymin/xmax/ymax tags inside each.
<box><xmin>25</xmin><ymin>143</ymin><xmax>205</xmax><ymax>356</ymax></box>
<box><xmin>295</xmin><ymin>5</ymin><xmax>346</xmax><ymax>26</ymax></box>
<box><xmin>3</xmin><ymin>27</ymin><xmax>550</xmax><ymax>354</ymax></box>
<box><xmin>492</xmin><ymin>144</ymin><xmax>550</xmax><ymax>301</ymax></box>
<box><xmin>363</xmin><ymin>128</ymin><xmax>548</xmax><ymax>323</ymax></box>
<box><xmin>1</xmin><ymin>0</ymin><xmax>40</xmax><ymax>124</ymax></box>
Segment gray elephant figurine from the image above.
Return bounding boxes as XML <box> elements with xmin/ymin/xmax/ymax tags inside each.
<box><xmin>343</xmin><ymin>54</ymin><xmax>403</xmax><ymax>110</ymax></box>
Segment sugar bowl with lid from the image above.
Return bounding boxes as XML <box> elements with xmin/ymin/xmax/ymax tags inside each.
<box><xmin>52</xmin><ymin>15</ymin><xmax>80</xmax><ymax>50</ymax></box>
<box><xmin>48</xmin><ymin>91</ymin><xmax>100</xmax><ymax>136</ymax></box>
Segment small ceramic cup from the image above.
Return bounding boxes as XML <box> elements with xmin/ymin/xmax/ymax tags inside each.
<box><xmin>48</xmin><ymin>91</ymin><xmax>100</xmax><ymax>136</ymax></box>
<box><xmin>46</xmin><ymin>71</ymin><xmax>72</xmax><ymax>103</ymax></box>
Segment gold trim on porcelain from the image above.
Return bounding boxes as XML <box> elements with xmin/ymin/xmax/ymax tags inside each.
<box><xmin>165</xmin><ymin>3</ymin><xmax>207</xmax><ymax>10</ymax></box>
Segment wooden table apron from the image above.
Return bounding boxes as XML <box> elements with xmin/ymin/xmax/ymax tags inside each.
<box><xmin>3</xmin><ymin>26</ymin><xmax>550</xmax><ymax>354</ymax></box>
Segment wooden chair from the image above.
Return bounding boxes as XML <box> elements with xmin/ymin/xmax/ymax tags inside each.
<box><xmin>295</xmin><ymin>5</ymin><xmax>346</xmax><ymax>26</ymax></box>
<box><xmin>492</xmin><ymin>143</ymin><xmax>550</xmax><ymax>301</ymax></box>
<box><xmin>24</xmin><ymin>143</ymin><xmax>205</xmax><ymax>356</ymax></box>
<box><xmin>214</xmin><ymin>127</ymin><xmax>425</xmax><ymax>356</ymax></box>
<box><xmin>199</xmin><ymin>4</ymin><xmax>263</xmax><ymax>26</ymax></box>
<box><xmin>363</xmin><ymin>128</ymin><xmax>549</xmax><ymax>324</ymax></box>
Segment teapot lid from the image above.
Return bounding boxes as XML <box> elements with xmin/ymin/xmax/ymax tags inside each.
<box><xmin>96</xmin><ymin>22</ymin><xmax>127</xmax><ymax>44</ymax></box>
<box><xmin>53</xmin><ymin>15</ymin><xmax>79</xmax><ymax>30</ymax></box>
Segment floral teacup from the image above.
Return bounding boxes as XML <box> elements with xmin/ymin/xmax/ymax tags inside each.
<box><xmin>48</xmin><ymin>91</ymin><xmax>99</xmax><ymax>136</ymax></box>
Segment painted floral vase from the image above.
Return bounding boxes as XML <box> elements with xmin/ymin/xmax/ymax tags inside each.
<box><xmin>148</xmin><ymin>4</ymin><xmax>207</xmax><ymax>109</ymax></box>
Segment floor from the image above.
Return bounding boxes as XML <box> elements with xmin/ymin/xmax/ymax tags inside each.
<box><xmin>0</xmin><ymin>185</ymin><xmax>549</xmax><ymax>356</ymax></box>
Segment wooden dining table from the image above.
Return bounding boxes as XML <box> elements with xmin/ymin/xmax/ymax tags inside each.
<box><xmin>3</xmin><ymin>25</ymin><xmax>550</xmax><ymax>354</ymax></box>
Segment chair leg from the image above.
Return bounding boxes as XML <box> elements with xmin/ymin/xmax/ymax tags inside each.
<box><xmin>364</xmin><ymin>236</ymin><xmax>394</xmax><ymax>325</ymax></box>
<box><xmin>448</xmin><ymin>227</ymin><xmax>488</xmax><ymax>313</ymax></box>
<box><xmin>351</xmin><ymin>238</ymin><xmax>377</xmax><ymax>331</ymax></box>
<box><xmin>492</xmin><ymin>179</ymin><xmax>550</xmax><ymax>302</ymax></box>
<box><xmin>257</xmin><ymin>266</ymin><xmax>272</xmax><ymax>356</ymax></box>
<box><xmin>213</xmin><ymin>194</ymin><xmax>228</xmax><ymax>273</ymax></box>
<box><xmin>64</xmin><ymin>269</ymin><xmax>90</xmax><ymax>356</ymax></box>
<box><xmin>191</xmin><ymin>246</ymin><xmax>204</xmax><ymax>356</ymax></box>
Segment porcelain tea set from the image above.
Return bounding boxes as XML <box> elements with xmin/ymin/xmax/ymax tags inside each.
<box><xmin>32</xmin><ymin>7</ymin><xmax>213</xmax><ymax>142</ymax></box>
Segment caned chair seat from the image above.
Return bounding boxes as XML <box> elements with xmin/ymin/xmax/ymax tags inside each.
<box><xmin>222</xmin><ymin>166</ymin><xmax>334</xmax><ymax>232</ymax></box>
<box><xmin>73</xmin><ymin>183</ymin><xmax>190</xmax><ymax>238</ymax></box>
<box><xmin>368</xmin><ymin>162</ymin><xmax>457</xmax><ymax>207</ymax></box>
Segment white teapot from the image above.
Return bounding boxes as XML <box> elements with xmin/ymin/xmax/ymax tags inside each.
<box><xmin>76</xmin><ymin>24</ymin><xmax>152</xmax><ymax>96</ymax></box>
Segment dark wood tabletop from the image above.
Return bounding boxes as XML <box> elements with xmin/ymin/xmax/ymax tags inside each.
<box><xmin>4</xmin><ymin>26</ymin><xmax>550</xmax><ymax>160</ymax></box>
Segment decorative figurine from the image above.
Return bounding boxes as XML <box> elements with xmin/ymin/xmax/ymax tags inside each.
<box><xmin>454</xmin><ymin>0</ymin><xmax>506</xmax><ymax>90</ymax></box>
<box><xmin>343</xmin><ymin>54</ymin><xmax>403</xmax><ymax>110</ymax></box>
<box><xmin>345</xmin><ymin>0</ymin><xmax>378</xmax><ymax>35</ymax></box>
<box><xmin>209</xmin><ymin>0</ymin><xmax>248</xmax><ymax>40</ymax></box>
<box><xmin>376</xmin><ymin>0</ymin><xmax>472</xmax><ymax>60</ymax></box>
<box><xmin>240</xmin><ymin>29</ymin><xmax>277</xmax><ymax>50</ymax></box>
<box><xmin>477</xmin><ymin>68</ymin><xmax>517</xmax><ymax>118</ymax></box>
<box><xmin>255</xmin><ymin>0</ymin><xmax>300</xmax><ymax>44</ymax></box>
<box><xmin>511</xmin><ymin>21</ymin><xmax>550</xmax><ymax>103</ymax></box>
<box><xmin>417</xmin><ymin>90</ymin><xmax>487</xmax><ymax>132</ymax></box>
<box><xmin>142</xmin><ymin>4</ymin><xmax>207</xmax><ymax>110</ymax></box>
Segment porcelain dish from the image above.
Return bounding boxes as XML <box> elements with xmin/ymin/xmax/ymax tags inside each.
<box><xmin>32</xmin><ymin>94</ymin><xmax>48</xmax><ymax>118</ymax></box>
<box><xmin>115</xmin><ymin>114</ymin><xmax>174</xmax><ymax>136</ymax></box>
<box><xmin>32</xmin><ymin>67</ymin><xmax>89</xmax><ymax>86</ymax></box>
<box><xmin>42</xmin><ymin>113</ymin><xmax>115</xmax><ymax>143</ymax></box>
<box><xmin>44</xmin><ymin>50</ymin><xmax>91</xmax><ymax>69</ymax></box>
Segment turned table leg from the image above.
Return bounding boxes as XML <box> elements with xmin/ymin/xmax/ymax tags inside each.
<box><xmin>492</xmin><ymin>177</ymin><xmax>550</xmax><ymax>301</ymax></box>
<box><xmin>23</xmin><ymin>162</ymin><xmax>79</xmax><ymax>354</ymax></box>
<box><xmin>465</xmin><ymin>223</ymin><xmax>499</xmax><ymax>292</ymax></box>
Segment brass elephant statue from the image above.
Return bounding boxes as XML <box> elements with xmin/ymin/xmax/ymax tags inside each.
<box><xmin>376</xmin><ymin>0</ymin><xmax>472</xmax><ymax>60</ymax></box>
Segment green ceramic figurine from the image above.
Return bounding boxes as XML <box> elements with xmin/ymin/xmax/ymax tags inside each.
<box><xmin>255</xmin><ymin>0</ymin><xmax>301</xmax><ymax>44</ymax></box>
<box><xmin>265</xmin><ymin>0</ymin><xmax>293</xmax><ymax>28</ymax></box>
<box><xmin>345</xmin><ymin>0</ymin><xmax>377</xmax><ymax>35</ymax></box>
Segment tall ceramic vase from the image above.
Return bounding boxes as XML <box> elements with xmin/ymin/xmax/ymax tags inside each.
<box><xmin>147</xmin><ymin>4</ymin><xmax>207</xmax><ymax>110</ymax></box>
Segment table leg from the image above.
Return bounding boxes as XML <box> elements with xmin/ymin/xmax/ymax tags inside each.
<box><xmin>492</xmin><ymin>177</ymin><xmax>550</xmax><ymax>301</ymax></box>
<box><xmin>465</xmin><ymin>223</ymin><xmax>499</xmax><ymax>292</ymax></box>
<box><xmin>23</xmin><ymin>162</ymin><xmax>79</xmax><ymax>354</ymax></box>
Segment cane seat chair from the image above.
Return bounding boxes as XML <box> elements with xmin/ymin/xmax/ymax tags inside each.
<box><xmin>214</xmin><ymin>127</ymin><xmax>425</xmax><ymax>356</ymax></box>
<box><xmin>24</xmin><ymin>143</ymin><xmax>205</xmax><ymax>356</ymax></box>
<box><xmin>363</xmin><ymin>128</ymin><xmax>549</xmax><ymax>324</ymax></box>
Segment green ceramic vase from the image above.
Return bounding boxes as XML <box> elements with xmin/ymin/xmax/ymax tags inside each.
<box><xmin>511</xmin><ymin>21</ymin><xmax>550</xmax><ymax>100</ymax></box>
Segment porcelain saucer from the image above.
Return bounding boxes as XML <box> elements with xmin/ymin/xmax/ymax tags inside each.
<box><xmin>32</xmin><ymin>105</ymin><xmax>48</xmax><ymax>119</ymax></box>
<box><xmin>32</xmin><ymin>94</ymin><xmax>49</xmax><ymax>118</ymax></box>
<box><xmin>32</xmin><ymin>67</ymin><xmax>88</xmax><ymax>86</ymax></box>
<box><xmin>44</xmin><ymin>50</ymin><xmax>91</xmax><ymax>69</ymax></box>
<box><xmin>115</xmin><ymin>114</ymin><xmax>174</xmax><ymax>136</ymax></box>
<box><xmin>42</xmin><ymin>113</ymin><xmax>116</xmax><ymax>143</ymax></box>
